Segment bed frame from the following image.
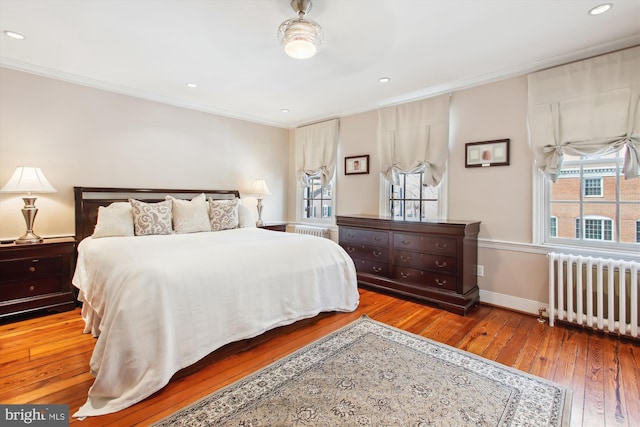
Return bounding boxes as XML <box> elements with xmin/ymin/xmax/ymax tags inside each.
<box><xmin>73</xmin><ymin>186</ymin><xmax>240</xmax><ymax>242</ymax></box>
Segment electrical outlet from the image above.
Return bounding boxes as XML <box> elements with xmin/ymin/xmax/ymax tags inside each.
<box><xmin>476</xmin><ymin>265</ymin><xmax>484</xmax><ymax>277</ymax></box>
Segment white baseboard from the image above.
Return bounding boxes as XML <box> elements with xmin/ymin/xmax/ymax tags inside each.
<box><xmin>479</xmin><ymin>289</ymin><xmax>548</xmax><ymax>316</ymax></box>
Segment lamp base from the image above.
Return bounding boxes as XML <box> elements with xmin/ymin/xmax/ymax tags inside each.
<box><xmin>15</xmin><ymin>231</ymin><xmax>43</xmax><ymax>245</ymax></box>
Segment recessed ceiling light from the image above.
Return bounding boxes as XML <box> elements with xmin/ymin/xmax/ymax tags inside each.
<box><xmin>588</xmin><ymin>3</ymin><xmax>612</xmax><ymax>15</ymax></box>
<box><xmin>3</xmin><ymin>30</ymin><xmax>25</xmax><ymax>40</ymax></box>
<box><xmin>281</xmin><ymin>108</ymin><xmax>290</xmax><ymax>113</ymax></box>
<box><xmin>186</xmin><ymin>83</ymin><xmax>197</xmax><ymax>88</ymax></box>
<box><xmin>379</xmin><ymin>77</ymin><xmax>391</xmax><ymax>83</ymax></box>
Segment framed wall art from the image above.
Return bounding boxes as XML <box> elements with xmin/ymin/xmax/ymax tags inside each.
<box><xmin>465</xmin><ymin>139</ymin><xmax>510</xmax><ymax>168</ymax></box>
<box><xmin>345</xmin><ymin>155</ymin><xmax>370</xmax><ymax>175</ymax></box>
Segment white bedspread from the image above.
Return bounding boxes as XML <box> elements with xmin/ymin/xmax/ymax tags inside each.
<box><xmin>72</xmin><ymin>228</ymin><xmax>359</xmax><ymax>418</ymax></box>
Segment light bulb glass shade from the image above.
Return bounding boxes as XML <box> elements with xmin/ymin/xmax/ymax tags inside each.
<box><xmin>0</xmin><ymin>167</ymin><xmax>56</xmax><ymax>193</ymax></box>
<box><xmin>250</xmin><ymin>179</ymin><xmax>272</xmax><ymax>197</ymax></box>
<box><xmin>278</xmin><ymin>18</ymin><xmax>322</xmax><ymax>59</ymax></box>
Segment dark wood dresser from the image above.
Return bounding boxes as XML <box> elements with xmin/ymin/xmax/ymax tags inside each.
<box><xmin>0</xmin><ymin>237</ymin><xmax>76</xmax><ymax>320</ymax></box>
<box><xmin>337</xmin><ymin>215</ymin><xmax>480</xmax><ymax>315</ymax></box>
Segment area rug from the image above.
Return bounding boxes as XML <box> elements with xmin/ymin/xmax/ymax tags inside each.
<box><xmin>155</xmin><ymin>315</ymin><xmax>572</xmax><ymax>426</ymax></box>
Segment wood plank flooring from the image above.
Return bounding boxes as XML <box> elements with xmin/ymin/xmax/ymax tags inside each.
<box><xmin>1</xmin><ymin>288</ymin><xmax>639</xmax><ymax>426</ymax></box>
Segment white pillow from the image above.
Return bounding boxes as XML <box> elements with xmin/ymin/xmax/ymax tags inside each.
<box><xmin>237</xmin><ymin>199</ymin><xmax>257</xmax><ymax>228</ymax></box>
<box><xmin>208</xmin><ymin>198</ymin><xmax>240</xmax><ymax>231</ymax></box>
<box><xmin>92</xmin><ymin>202</ymin><xmax>135</xmax><ymax>238</ymax></box>
<box><xmin>167</xmin><ymin>194</ymin><xmax>211</xmax><ymax>233</ymax></box>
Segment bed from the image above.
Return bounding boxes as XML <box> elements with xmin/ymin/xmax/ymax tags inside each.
<box><xmin>71</xmin><ymin>187</ymin><xmax>359</xmax><ymax>418</ymax></box>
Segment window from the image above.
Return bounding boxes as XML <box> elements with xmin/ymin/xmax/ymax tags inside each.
<box><xmin>301</xmin><ymin>174</ymin><xmax>333</xmax><ymax>221</ymax></box>
<box><xmin>542</xmin><ymin>151</ymin><xmax>640</xmax><ymax>250</ymax></box>
<box><xmin>389</xmin><ymin>168</ymin><xmax>440</xmax><ymax>222</ymax></box>
<box><xmin>636</xmin><ymin>220</ymin><xmax>640</xmax><ymax>243</ymax></box>
<box><xmin>549</xmin><ymin>216</ymin><xmax>557</xmax><ymax>237</ymax></box>
<box><xmin>575</xmin><ymin>217</ymin><xmax>613</xmax><ymax>241</ymax></box>
<box><xmin>584</xmin><ymin>177</ymin><xmax>603</xmax><ymax>197</ymax></box>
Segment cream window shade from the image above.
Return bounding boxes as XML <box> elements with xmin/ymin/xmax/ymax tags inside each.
<box><xmin>378</xmin><ymin>94</ymin><xmax>450</xmax><ymax>186</ymax></box>
<box><xmin>528</xmin><ymin>46</ymin><xmax>640</xmax><ymax>182</ymax></box>
<box><xmin>295</xmin><ymin>119</ymin><xmax>339</xmax><ymax>187</ymax></box>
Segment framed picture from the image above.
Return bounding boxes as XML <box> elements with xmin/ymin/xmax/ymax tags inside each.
<box><xmin>345</xmin><ymin>155</ymin><xmax>370</xmax><ymax>175</ymax></box>
<box><xmin>465</xmin><ymin>139</ymin><xmax>510</xmax><ymax>168</ymax></box>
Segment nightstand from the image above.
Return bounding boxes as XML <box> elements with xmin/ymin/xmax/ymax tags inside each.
<box><xmin>258</xmin><ymin>222</ymin><xmax>288</xmax><ymax>232</ymax></box>
<box><xmin>0</xmin><ymin>237</ymin><xmax>77</xmax><ymax>321</ymax></box>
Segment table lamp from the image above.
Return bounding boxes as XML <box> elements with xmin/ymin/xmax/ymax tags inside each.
<box><xmin>250</xmin><ymin>179</ymin><xmax>272</xmax><ymax>227</ymax></box>
<box><xmin>0</xmin><ymin>166</ymin><xmax>57</xmax><ymax>244</ymax></box>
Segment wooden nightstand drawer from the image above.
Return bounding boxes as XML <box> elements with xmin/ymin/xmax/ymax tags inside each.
<box><xmin>1</xmin><ymin>278</ymin><xmax>64</xmax><ymax>300</ymax></box>
<box><xmin>394</xmin><ymin>250</ymin><xmax>457</xmax><ymax>274</ymax></box>
<box><xmin>0</xmin><ymin>256</ymin><xmax>63</xmax><ymax>282</ymax></box>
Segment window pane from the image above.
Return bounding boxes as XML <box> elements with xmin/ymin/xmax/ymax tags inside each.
<box><xmin>405</xmin><ymin>200</ymin><xmax>421</xmax><ymax>221</ymax></box>
<box><xmin>422</xmin><ymin>200</ymin><xmax>438</xmax><ymax>219</ymax></box>
<box><xmin>405</xmin><ymin>174</ymin><xmax>421</xmax><ymax>199</ymax></box>
<box><xmin>621</xmin><ymin>205</ymin><xmax>640</xmax><ymax>244</ymax></box>
<box><xmin>549</xmin><ymin>202</ymin><xmax>580</xmax><ymax>240</ymax></box>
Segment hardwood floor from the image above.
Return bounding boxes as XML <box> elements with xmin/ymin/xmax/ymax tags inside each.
<box><xmin>1</xmin><ymin>288</ymin><xmax>639</xmax><ymax>426</ymax></box>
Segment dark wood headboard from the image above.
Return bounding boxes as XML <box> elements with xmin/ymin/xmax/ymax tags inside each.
<box><xmin>74</xmin><ymin>186</ymin><xmax>241</xmax><ymax>242</ymax></box>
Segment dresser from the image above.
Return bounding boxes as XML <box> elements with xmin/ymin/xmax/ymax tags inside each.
<box><xmin>0</xmin><ymin>237</ymin><xmax>77</xmax><ymax>320</ymax></box>
<box><xmin>337</xmin><ymin>215</ymin><xmax>480</xmax><ymax>315</ymax></box>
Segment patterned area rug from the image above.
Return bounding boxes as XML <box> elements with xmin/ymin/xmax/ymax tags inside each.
<box><xmin>155</xmin><ymin>315</ymin><xmax>571</xmax><ymax>426</ymax></box>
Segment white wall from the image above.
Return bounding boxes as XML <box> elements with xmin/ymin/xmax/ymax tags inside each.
<box><xmin>0</xmin><ymin>68</ymin><xmax>290</xmax><ymax>240</ymax></box>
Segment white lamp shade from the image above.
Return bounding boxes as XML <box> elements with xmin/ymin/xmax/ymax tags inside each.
<box><xmin>0</xmin><ymin>167</ymin><xmax>57</xmax><ymax>193</ymax></box>
<box><xmin>250</xmin><ymin>179</ymin><xmax>272</xmax><ymax>197</ymax></box>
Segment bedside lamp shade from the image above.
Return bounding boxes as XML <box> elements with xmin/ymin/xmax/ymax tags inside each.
<box><xmin>250</xmin><ymin>179</ymin><xmax>271</xmax><ymax>227</ymax></box>
<box><xmin>1</xmin><ymin>167</ymin><xmax>57</xmax><ymax>244</ymax></box>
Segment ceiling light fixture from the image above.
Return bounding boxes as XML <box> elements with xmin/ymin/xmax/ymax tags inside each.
<box><xmin>4</xmin><ymin>30</ymin><xmax>25</xmax><ymax>40</ymax></box>
<box><xmin>277</xmin><ymin>0</ymin><xmax>323</xmax><ymax>59</ymax></box>
<box><xmin>588</xmin><ymin>3</ymin><xmax>612</xmax><ymax>15</ymax></box>
<box><xmin>281</xmin><ymin>108</ymin><xmax>290</xmax><ymax>113</ymax></box>
<box><xmin>379</xmin><ymin>77</ymin><xmax>391</xmax><ymax>83</ymax></box>
<box><xmin>186</xmin><ymin>83</ymin><xmax>197</xmax><ymax>88</ymax></box>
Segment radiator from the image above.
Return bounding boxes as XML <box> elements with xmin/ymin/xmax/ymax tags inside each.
<box><xmin>547</xmin><ymin>253</ymin><xmax>640</xmax><ymax>338</ymax></box>
<box><xmin>292</xmin><ymin>224</ymin><xmax>330</xmax><ymax>239</ymax></box>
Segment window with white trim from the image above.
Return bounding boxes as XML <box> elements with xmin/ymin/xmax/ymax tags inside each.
<box><xmin>302</xmin><ymin>174</ymin><xmax>333</xmax><ymax>220</ymax></box>
<box><xmin>389</xmin><ymin>169</ymin><xmax>440</xmax><ymax>221</ymax></box>
<box><xmin>542</xmin><ymin>151</ymin><xmax>640</xmax><ymax>250</ymax></box>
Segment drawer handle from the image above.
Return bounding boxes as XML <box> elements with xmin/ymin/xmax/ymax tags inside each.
<box><xmin>374</xmin><ymin>236</ymin><xmax>382</xmax><ymax>241</ymax></box>
<box><xmin>435</xmin><ymin>279</ymin><xmax>447</xmax><ymax>286</ymax></box>
<box><xmin>372</xmin><ymin>266</ymin><xmax>382</xmax><ymax>273</ymax></box>
<box><xmin>400</xmin><ymin>255</ymin><xmax>411</xmax><ymax>262</ymax></box>
<box><xmin>372</xmin><ymin>250</ymin><xmax>382</xmax><ymax>257</ymax></box>
<box><xmin>435</xmin><ymin>261</ymin><xmax>447</xmax><ymax>268</ymax></box>
<box><xmin>401</xmin><ymin>240</ymin><xmax>412</xmax><ymax>245</ymax></box>
<box><xmin>347</xmin><ymin>246</ymin><xmax>355</xmax><ymax>253</ymax></box>
<box><xmin>436</xmin><ymin>242</ymin><xmax>447</xmax><ymax>249</ymax></box>
<box><xmin>400</xmin><ymin>272</ymin><xmax>410</xmax><ymax>279</ymax></box>
<box><xmin>29</xmin><ymin>285</ymin><xmax>35</xmax><ymax>292</ymax></box>
<box><xmin>29</xmin><ymin>266</ymin><xmax>37</xmax><ymax>272</ymax></box>
<box><xmin>347</xmin><ymin>232</ymin><xmax>355</xmax><ymax>238</ymax></box>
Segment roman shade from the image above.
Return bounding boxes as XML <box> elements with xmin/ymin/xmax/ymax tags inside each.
<box><xmin>528</xmin><ymin>46</ymin><xmax>640</xmax><ymax>182</ymax></box>
<box><xmin>295</xmin><ymin>119</ymin><xmax>339</xmax><ymax>187</ymax></box>
<box><xmin>377</xmin><ymin>94</ymin><xmax>450</xmax><ymax>186</ymax></box>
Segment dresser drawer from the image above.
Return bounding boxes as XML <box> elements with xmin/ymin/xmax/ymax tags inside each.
<box><xmin>0</xmin><ymin>256</ymin><xmax>63</xmax><ymax>282</ymax></box>
<box><xmin>394</xmin><ymin>233</ymin><xmax>456</xmax><ymax>256</ymax></box>
<box><xmin>352</xmin><ymin>258</ymin><xmax>389</xmax><ymax>276</ymax></box>
<box><xmin>0</xmin><ymin>278</ymin><xmax>64</xmax><ymax>300</ymax></box>
<box><xmin>342</xmin><ymin>243</ymin><xmax>388</xmax><ymax>263</ymax></box>
<box><xmin>394</xmin><ymin>250</ymin><xmax>457</xmax><ymax>274</ymax></box>
<box><xmin>341</xmin><ymin>227</ymin><xmax>389</xmax><ymax>246</ymax></box>
<box><xmin>393</xmin><ymin>266</ymin><xmax>457</xmax><ymax>292</ymax></box>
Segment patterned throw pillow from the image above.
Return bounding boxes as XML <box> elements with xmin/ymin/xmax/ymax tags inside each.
<box><xmin>129</xmin><ymin>199</ymin><xmax>173</xmax><ymax>236</ymax></box>
<box><xmin>208</xmin><ymin>198</ymin><xmax>240</xmax><ymax>231</ymax></box>
<box><xmin>166</xmin><ymin>194</ymin><xmax>211</xmax><ymax>234</ymax></box>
